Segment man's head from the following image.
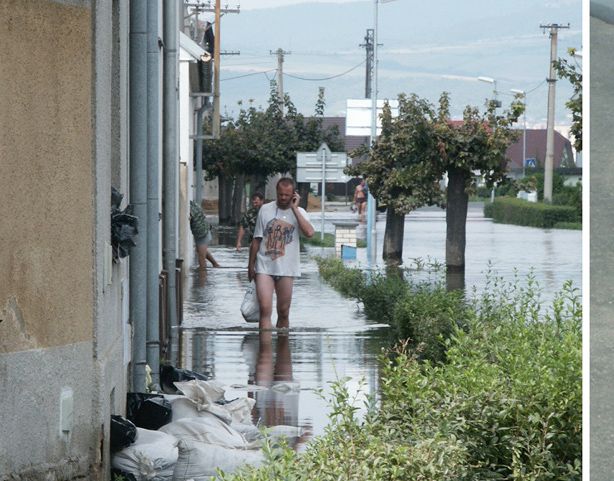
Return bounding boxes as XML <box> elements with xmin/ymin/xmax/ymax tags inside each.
<box><xmin>251</xmin><ymin>191</ymin><xmax>264</xmax><ymax>209</ymax></box>
<box><xmin>276</xmin><ymin>177</ymin><xmax>295</xmax><ymax>209</ymax></box>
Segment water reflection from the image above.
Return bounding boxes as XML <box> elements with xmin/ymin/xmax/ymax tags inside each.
<box><xmin>244</xmin><ymin>332</ymin><xmax>311</xmax><ymax>448</ymax></box>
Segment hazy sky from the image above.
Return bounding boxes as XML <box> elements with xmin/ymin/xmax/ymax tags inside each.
<box><xmin>239</xmin><ymin>0</ymin><xmax>359</xmax><ymax>9</ymax></box>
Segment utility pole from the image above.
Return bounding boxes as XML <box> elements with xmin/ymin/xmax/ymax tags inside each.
<box><xmin>359</xmin><ymin>29</ymin><xmax>374</xmax><ymax>98</ymax></box>
<box><xmin>270</xmin><ymin>48</ymin><xmax>291</xmax><ymax>110</ymax></box>
<box><xmin>540</xmin><ymin>22</ymin><xmax>569</xmax><ymax>202</ymax></box>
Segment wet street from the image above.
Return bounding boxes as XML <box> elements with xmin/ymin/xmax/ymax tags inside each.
<box><xmin>179</xmin><ymin>202</ymin><xmax>581</xmax><ymax>449</ymax></box>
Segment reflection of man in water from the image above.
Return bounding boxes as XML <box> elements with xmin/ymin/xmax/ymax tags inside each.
<box><xmin>243</xmin><ymin>332</ymin><xmax>310</xmax><ymax>449</ymax></box>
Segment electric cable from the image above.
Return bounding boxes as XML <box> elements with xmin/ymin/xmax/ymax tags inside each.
<box><xmin>221</xmin><ymin>69</ymin><xmax>277</xmax><ymax>81</ymax></box>
<box><xmin>283</xmin><ymin>60</ymin><xmax>366</xmax><ymax>81</ymax></box>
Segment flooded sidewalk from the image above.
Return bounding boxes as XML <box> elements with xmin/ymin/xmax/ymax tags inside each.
<box><xmin>179</xmin><ymin>202</ymin><xmax>581</xmax><ymax>448</ymax></box>
<box><xmin>180</xmin><ymin>246</ymin><xmax>388</xmax><ymax>448</ymax></box>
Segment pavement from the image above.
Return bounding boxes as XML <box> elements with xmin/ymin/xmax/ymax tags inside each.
<box><xmin>590</xmin><ymin>6</ymin><xmax>614</xmax><ymax>479</ymax></box>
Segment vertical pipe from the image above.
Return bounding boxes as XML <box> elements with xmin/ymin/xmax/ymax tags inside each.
<box><xmin>130</xmin><ymin>0</ymin><xmax>149</xmax><ymax>391</ymax></box>
<box><xmin>321</xmin><ymin>147</ymin><xmax>325</xmax><ymax>241</ymax></box>
<box><xmin>146</xmin><ymin>0</ymin><xmax>161</xmax><ymax>385</ymax></box>
<box><xmin>213</xmin><ymin>0</ymin><xmax>221</xmax><ymax>138</ymax></box>
<box><xmin>544</xmin><ymin>27</ymin><xmax>558</xmax><ymax>202</ymax></box>
<box><xmin>163</xmin><ymin>0</ymin><xmax>179</xmax><ymax>365</ymax></box>
<box><xmin>367</xmin><ymin>0</ymin><xmax>378</xmax><ymax>263</ymax></box>
<box><xmin>195</xmin><ymin>99</ymin><xmax>204</xmax><ymax>205</ymax></box>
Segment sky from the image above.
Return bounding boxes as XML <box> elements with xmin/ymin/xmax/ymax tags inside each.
<box><xmin>195</xmin><ymin>0</ymin><xmax>582</xmax><ymax>131</ymax></box>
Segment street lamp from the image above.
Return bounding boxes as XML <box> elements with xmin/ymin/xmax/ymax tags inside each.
<box><xmin>367</xmin><ymin>0</ymin><xmax>397</xmax><ymax>263</ymax></box>
<box><xmin>478</xmin><ymin>76</ymin><xmax>501</xmax><ymax>108</ymax></box>
<box><xmin>511</xmin><ymin>89</ymin><xmax>527</xmax><ymax>177</ymax></box>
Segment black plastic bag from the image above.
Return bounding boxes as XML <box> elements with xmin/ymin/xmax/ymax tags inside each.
<box><xmin>111</xmin><ymin>468</ymin><xmax>137</xmax><ymax>481</ymax></box>
<box><xmin>111</xmin><ymin>187</ymin><xmax>138</xmax><ymax>261</ymax></box>
<box><xmin>126</xmin><ymin>393</ymin><xmax>172</xmax><ymax>430</ymax></box>
<box><xmin>160</xmin><ymin>364</ymin><xmax>208</xmax><ymax>394</ymax></box>
<box><xmin>110</xmin><ymin>415</ymin><xmax>137</xmax><ymax>452</ymax></box>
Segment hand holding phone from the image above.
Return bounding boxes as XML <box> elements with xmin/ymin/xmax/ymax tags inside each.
<box><xmin>291</xmin><ymin>191</ymin><xmax>300</xmax><ymax>207</ymax></box>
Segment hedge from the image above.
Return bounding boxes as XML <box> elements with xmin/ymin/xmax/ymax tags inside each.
<box><xmin>483</xmin><ymin>196</ymin><xmax>579</xmax><ymax>228</ymax></box>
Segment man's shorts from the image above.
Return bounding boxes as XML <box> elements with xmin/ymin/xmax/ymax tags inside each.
<box><xmin>195</xmin><ymin>230</ymin><xmax>212</xmax><ymax>246</ymax></box>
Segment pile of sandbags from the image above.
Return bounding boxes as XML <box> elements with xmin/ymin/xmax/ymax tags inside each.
<box><xmin>111</xmin><ymin>378</ymin><xmax>274</xmax><ymax>480</ymax></box>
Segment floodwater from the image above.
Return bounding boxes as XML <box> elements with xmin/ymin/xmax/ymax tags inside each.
<box><xmin>179</xmin><ymin>202</ymin><xmax>581</xmax><ymax>449</ymax></box>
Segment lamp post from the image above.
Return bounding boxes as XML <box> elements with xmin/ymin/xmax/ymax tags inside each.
<box><xmin>367</xmin><ymin>0</ymin><xmax>397</xmax><ymax>264</ymax></box>
<box><xmin>511</xmin><ymin>89</ymin><xmax>527</xmax><ymax>177</ymax></box>
<box><xmin>478</xmin><ymin>76</ymin><xmax>500</xmax><ymax>108</ymax></box>
<box><xmin>478</xmin><ymin>76</ymin><xmax>498</xmax><ymax>202</ymax></box>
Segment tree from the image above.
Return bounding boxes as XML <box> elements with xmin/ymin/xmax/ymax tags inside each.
<box><xmin>433</xmin><ymin>93</ymin><xmax>523</xmax><ymax>283</ymax></box>
<box><xmin>553</xmin><ymin>48</ymin><xmax>582</xmax><ymax>152</ymax></box>
<box><xmin>348</xmin><ymin>92</ymin><xmax>522</xmax><ymax>283</ymax></box>
<box><xmin>204</xmin><ymin>85</ymin><xmax>343</xmax><ymax>223</ymax></box>
<box><xmin>347</xmin><ymin>94</ymin><xmax>444</xmax><ymax>265</ymax></box>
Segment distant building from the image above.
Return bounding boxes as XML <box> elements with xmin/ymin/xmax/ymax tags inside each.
<box><xmin>506</xmin><ymin>128</ymin><xmax>576</xmax><ymax>176</ymax></box>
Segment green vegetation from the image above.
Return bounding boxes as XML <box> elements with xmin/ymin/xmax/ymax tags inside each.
<box><xmin>218</xmin><ymin>260</ymin><xmax>581</xmax><ymax>481</ymax></box>
<box><xmin>301</xmin><ymin>232</ymin><xmax>366</xmax><ymax>248</ymax></box>
<box><xmin>484</xmin><ymin>197</ymin><xmax>580</xmax><ymax>229</ymax></box>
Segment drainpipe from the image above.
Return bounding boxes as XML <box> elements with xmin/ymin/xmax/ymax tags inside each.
<box><xmin>195</xmin><ymin>98</ymin><xmax>205</xmax><ymax>205</ymax></box>
<box><xmin>146</xmin><ymin>0</ymin><xmax>161</xmax><ymax>386</ymax></box>
<box><xmin>130</xmin><ymin>0</ymin><xmax>149</xmax><ymax>391</ymax></box>
<box><xmin>163</xmin><ymin>0</ymin><xmax>179</xmax><ymax>365</ymax></box>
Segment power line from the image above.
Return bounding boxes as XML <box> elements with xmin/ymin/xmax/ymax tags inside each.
<box><xmin>283</xmin><ymin>60</ymin><xmax>366</xmax><ymax>81</ymax></box>
<box><xmin>221</xmin><ymin>69</ymin><xmax>276</xmax><ymax>81</ymax></box>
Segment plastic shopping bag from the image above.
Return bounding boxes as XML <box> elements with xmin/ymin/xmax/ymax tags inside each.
<box><xmin>240</xmin><ymin>281</ymin><xmax>259</xmax><ymax>323</ymax></box>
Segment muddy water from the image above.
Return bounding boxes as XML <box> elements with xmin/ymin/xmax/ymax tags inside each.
<box><xmin>179</xmin><ymin>203</ymin><xmax>581</xmax><ymax>448</ymax></box>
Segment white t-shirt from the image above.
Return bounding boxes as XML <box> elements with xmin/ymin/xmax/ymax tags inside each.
<box><xmin>253</xmin><ymin>201</ymin><xmax>313</xmax><ymax>277</ymax></box>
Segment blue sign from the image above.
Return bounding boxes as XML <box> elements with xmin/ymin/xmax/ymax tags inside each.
<box><xmin>525</xmin><ymin>158</ymin><xmax>536</xmax><ymax>167</ymax></box>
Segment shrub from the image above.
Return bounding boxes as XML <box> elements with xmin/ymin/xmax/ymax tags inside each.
<box><xmin>315</xmin><ymin>257</ymin><xmax>365</xmax><ymax>298</ymax></box>
<box><xmin>486</xmin><ymin>196</ymin><xmax>579</xmax><ymax>227</ymax></box>
<box><xmin>392</xmin><ymin>285</ymin><xmax>470</xmax><ymax>362</ymax></box>
<box><xmin>378</xmin><ymin>279</ymin><xmax>582</xmax><ymax>480</ymax></box>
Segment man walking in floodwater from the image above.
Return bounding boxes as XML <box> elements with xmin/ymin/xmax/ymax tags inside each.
<box><xmin>248</xmin><ymin>178</ymin><xmax>314</xmax><ymax>330</ymax></box>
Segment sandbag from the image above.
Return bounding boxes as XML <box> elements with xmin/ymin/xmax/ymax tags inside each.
<box><xmin>111</xmin><ymin>428</ymin><xmax>178</xmax><ymax>481</ymax></box>
<box><xmin>160</xmin><ymin>415</ymin><xmax>248</xmax><ymax>449</ymax></box>
<box><xmin>173</xmin><ymin>439</ymin><xmax>264</xmax><ymax>481</ymax></box>
<box><xmin>173</xmin><ymin>380</ymin><xmax>232</xmax><ymax>424</ymax></box>
<box><xmin>224</xmin><ymin>397</ymin><xmax>256</xmax><ymax>424</ymax></box>
<box><xmin>240</xmin><ymin>282</ymin><xmax>260</xmax><ymax>323</ymax></box>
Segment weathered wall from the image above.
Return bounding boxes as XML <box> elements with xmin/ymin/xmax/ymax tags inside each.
<box><xmin>0</xmin><ymin>1</ymin><xmax>130</xmax><ymax>479</ymax></box>
<box><xmin>0</xmin><ymin>0</ymin><xmax>93</xmax><ymax>352</ymax></box>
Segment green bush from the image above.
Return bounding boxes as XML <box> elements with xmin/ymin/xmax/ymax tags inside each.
<box><xmin>315</xmin><ymin>257</ymin><xmax>365</xmax><ymax>298</ymax></box>
<box><xmin>392</xmin><ymin>286</ymin><xmax>470</xmax><ymax>363</ymax></box>
<box><xmin>303</xmin><ymin>232</ymin><xmax>366</xmax><ymax>248</ymax></box>
<box><xmin>378</xmin><ymin>280</ymin><xmax>581</xmax><ymax>480</ymax></box>
<box><xmin>483</xmin><ymin>201</ymin><xmax>494</xmax><ymax>218</ymax></box>
<box><xmin>486</xmin><ymin>196</ymin><xmax>579</xmax><ymax>227</ymax></box>
<box><xmin>357</xmin><ymin>269</ymin><xmax>410</xmax><ymax>324</ymax></box>
<box><xmin>218</xmin><ymin>275</ymin><xmax>582</xmax><ymax>481</ymax></box>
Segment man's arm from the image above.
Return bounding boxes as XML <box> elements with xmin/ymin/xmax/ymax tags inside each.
<box><xmin>236</xmin><ymin>225</ymin><xmax>245</xmax><ymax>250</ymax></box>
<box><xmin>248</xmin><ymin>237</ymin><xmax>261</xmax><ymax>281</ymax></box>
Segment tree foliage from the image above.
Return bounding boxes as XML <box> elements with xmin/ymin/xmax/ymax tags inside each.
<box><xmin>204</xmin><ymin>85</ymin><xmax>344</xmax><ymax>181</ymax></box>
<box><xmin>347</xmin><ymin>94</ymin><xmax>444</xmax><ymax>215</ymax></box>
<box><xmin>347</xmin><ymin>92</ymin><xmax>523</xmax><ymax>213</ymax></box>
<box><xmin>553</xmin><ymin>47</ymin><xmax>582</xmax><ymax>152</ymax></box>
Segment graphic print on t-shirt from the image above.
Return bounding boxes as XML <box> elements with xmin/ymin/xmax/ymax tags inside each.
<box><xmin>264</xmin><ymin>218</ymin><xmax>295</xmax><ymax>260</ymax></box>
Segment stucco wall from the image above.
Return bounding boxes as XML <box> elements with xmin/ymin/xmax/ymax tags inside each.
<box><xmin>0</xmin><ymin>0</ymin><xmax>94</xmax><ymax>353</ymax></box>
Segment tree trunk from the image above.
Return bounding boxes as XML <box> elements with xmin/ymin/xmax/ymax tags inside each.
<box><xmin>251</xmin><ymin>174</ymin><xmax>267</xmax><ymax>197</ymax></box>
<box><xmin>230</xmin><ymin>174</ymin><xmax>245</xmax><ymax>225</ymax></box>
<box><xmin>446</xmin><ymin>167</ymin><xmax>469</xmax><ymax>280</ymax></box>
<box><xmin>218</xmin><ymin>173</ymin><xmax>233</xmax><ymax>225</ymax></box>
<box><xmin>297</xmin><ymin>182</ymin><xmax>310</xmax><ymax>209</ymax></box>
<box><xmin>383</xmin><ymin>208</ymin><xmax>405</xmax><ymax>265</ymax></box>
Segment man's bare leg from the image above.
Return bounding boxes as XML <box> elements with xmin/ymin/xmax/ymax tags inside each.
<box><xmin>275</xmin><ymin>276</ymin><xmax>294</xmax><ymax>329</ymax></box>
<box><xmin>206</xmin><ymin>251</ymin><xmax>220</xmax><ymax>267</ymax></box>
<box><xmin>256</xmin><ymin>274</ymin><xmax>275</xmax><ymax>330</ymax></box>
<box><xmin>196</xmin><ymin>244</ymin><xmax>208</xmax><ymax>273</ymax></box>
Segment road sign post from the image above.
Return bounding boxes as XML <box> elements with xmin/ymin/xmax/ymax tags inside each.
<box><xmin>296</xmin><ymin>143</ymin><xmax>350</xmax><ymax>242</ymax></box>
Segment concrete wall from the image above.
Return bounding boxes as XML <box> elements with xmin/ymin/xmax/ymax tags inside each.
<box><xmin>0</xmin><ymin>1</ymin><xmax>128</xmax><ymax>478</ymax></box>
